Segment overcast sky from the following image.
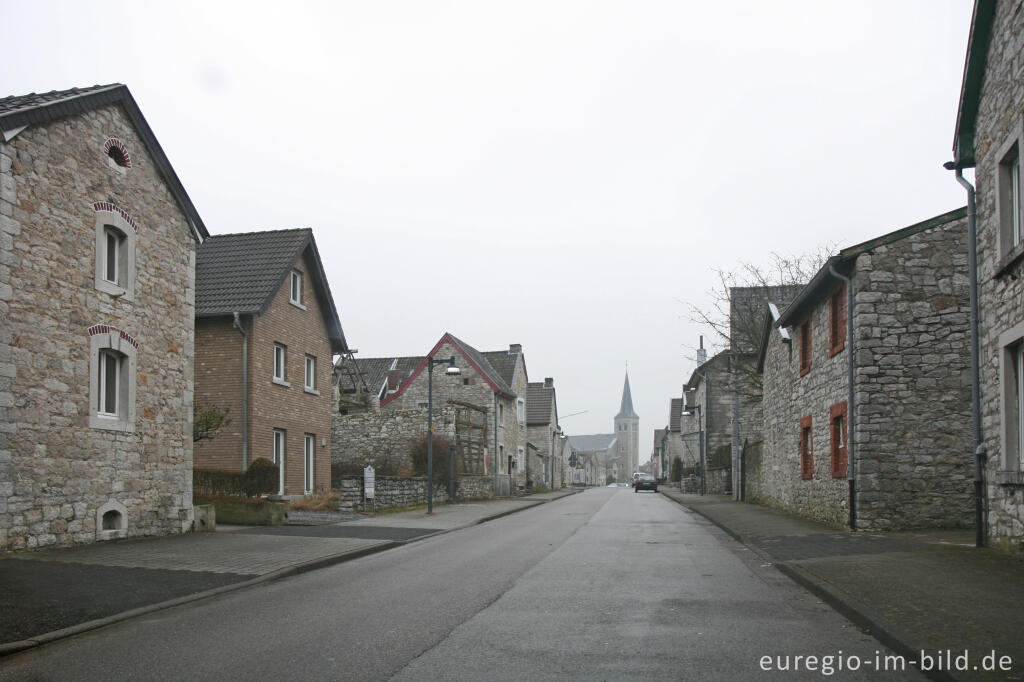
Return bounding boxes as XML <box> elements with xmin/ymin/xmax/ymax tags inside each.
<box><xmin>6</xmin><ymin>1</ymin><xmax>974</xmax><ymax>444</ymax></box>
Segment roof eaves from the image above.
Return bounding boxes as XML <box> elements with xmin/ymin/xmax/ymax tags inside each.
<box><xmin>952</xmin><ymin>0</ymin><xmax>997</xmax><ymax>168</ymax></box>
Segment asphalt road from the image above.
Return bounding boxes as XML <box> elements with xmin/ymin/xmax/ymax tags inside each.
<box><xmin>0</xmin><ymin>489</ymin><xmax>920</xmax><ymax>681</ymax></box>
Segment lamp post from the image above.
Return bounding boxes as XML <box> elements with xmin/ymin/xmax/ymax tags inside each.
<box><xmin>427</xmin><ymin>355</ymin><xmax>460</xmax><ymax>513</ymax></box>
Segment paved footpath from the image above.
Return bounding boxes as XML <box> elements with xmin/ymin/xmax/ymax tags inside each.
<box><xmin>0</xmin><ymin>490</ymin><xmax>577</xmax><ymax>657</ymax></box>
<box><xmin>662</xmin><ymin>490</ymin><xmax>1024</xmax><ymax>682</ymax></box>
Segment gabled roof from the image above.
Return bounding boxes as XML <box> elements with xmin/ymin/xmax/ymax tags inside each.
<box><xmin>481</xmin><ymin>349</ymin><xmax>526</xmax><ymax>389</ymax></box>
<box><xmin>686</xmin><ymin>350</ymin><xmax>729</xmax><ymax>391</ymax></box>
<box><xmin>756</xmin><ymin>301</ymin><xmax>793</xmax><ymax>374</ymax></box>
<box><xmin>196</xmin><ymin>228</ymin><xmax>348</xmax><ymax>353</ymax></box>
<box><xmin>951</xmin><ymin>0</ymin><xmax>997</xmax><ymax>167</ymax></box>
<box><xmin>776</xmin><ymin>206</ymin><xmax>968</xmax><ymax>329</ymax></box>
<box><xmin>568</xmin><ymin>434</ymin><xmax>617</xmax><ymax>453</ymax></box>
<box><xmin>0</xmin><ymin>84</ymin><xmax>208</xmax><ymax>241</ymax></box>
<box><xmin>653</xmin><ymin>428</ymin><xmax>668</xmax><ymax>449</ymax></box>
<box><xmin>379</xmin><ymin>333</ymin><xmax>518</xmax><ymax>407</ymax></box>
<box><xmin>616</xmin><ymin>372</ymin><xmax>638</xmax><ymax>419</ymax></box>
<box><xmin>526</xmin><ymin>382</ymin><xmax>556</xmax><ymax>426</ymax></box>
<box><xmin>353</xmin><ymin>356</ymin><xmax>423</xmax><ymax>399</ymax></box>
<box><xmin>668</xmin><ymin>398</ymin><xmax>683</xmax><ymax>432</ymax></box>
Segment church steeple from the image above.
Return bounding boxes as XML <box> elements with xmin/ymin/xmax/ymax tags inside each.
<box><xmin>616</xmin><ymin>372</ymin><xmax>638</xmax><ymax>419</ymax></box>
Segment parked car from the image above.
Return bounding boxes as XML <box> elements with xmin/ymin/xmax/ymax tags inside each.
<box><xmin>631</xmin><ymin>472</ymin><xmax>642</xmax><ymax>487</ymax></box>
<box><xmin>634</xmin><ymin>473</ymin><xmax>658</xmax><ymax>493</ymax></box>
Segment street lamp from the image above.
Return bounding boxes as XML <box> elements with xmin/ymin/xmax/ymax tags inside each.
<box><xmin>427</xmin><ymin>355</ymin><xmax>460</xmax><ymax>513</ymax></box>
<box><xmin>682</xmin><ymin>396</ymin><xmax>705</xmax><ymax>496</ymax></box>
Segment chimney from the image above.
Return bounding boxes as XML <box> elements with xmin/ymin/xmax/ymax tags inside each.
<box><xmin>509</xmin><ymin>343</ymin><xmax>522</xmax><ymax>355</ymax></box>
<box><xmin>696</xmin><ymin>335</ymin><xmax>707</xmax><ymax>366</ymax></box>
<box><xmin>544</xmin><ymin>377</ymin><xmax>553</xmax><ymax>388</ymax></box>
<box><xmin>387</xmin><ymin>369</ymin><xmax>402</xmax><ymax>392</ymax></box>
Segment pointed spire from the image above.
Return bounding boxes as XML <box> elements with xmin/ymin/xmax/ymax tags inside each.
<box><xmin>616</xmin><ymin>371</ymin><xmax>638</xmax><ymax>419</ymax></box>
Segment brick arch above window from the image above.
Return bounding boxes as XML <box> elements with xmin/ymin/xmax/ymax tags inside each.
<box><xmin>103</xmin><ymin>137</ymin><xmax>132</xmax><ymax>169</ymax></box>
<box><xmin>93</xmin><ymin>202</ymin><xmax>139</xmax><ymax>233</ymax></box>
<box><xmin>87</xmin><ymin>324</ymin><xmax>140</xmax><ymax>349</ymax></box>
<box><xmin>93</xmin><ymin>203</ymin><xmax>138</xmax><ymax>300</ymax></box>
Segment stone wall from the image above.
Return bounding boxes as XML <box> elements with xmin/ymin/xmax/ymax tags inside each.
<box><xmin>0</xmin><ymin>103</ymin><xmax>196</xmax><ymax>550</ymax></box>
<box><xmin>332</xmin><ymin>402</ymin><xmax>457</xmax><ymax>476</ymax></box>
<box><xmin>334</xmin><ymin>474</ymin><xmax>493</xmax><ymax>511</ymax></box>
<box><xmin>971</xmin><ymin>0</ymin><xmax>1024</xmax><ymax>553</ymax></box>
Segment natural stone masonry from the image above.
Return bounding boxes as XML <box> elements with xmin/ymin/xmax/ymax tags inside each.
<box><xmin>0</xmin><ymin>99</ymin><xmax>197</xmax><ymax>551</ymax></box>
<box><xmin>965</xmin><ymin>0</ymin><xmax>1024</xmax><ymax>553</ymax></box>
<box><xmin>757</xmin><ymin>209</ymin><xmax>973</xmax><ymax>530</ymax></box>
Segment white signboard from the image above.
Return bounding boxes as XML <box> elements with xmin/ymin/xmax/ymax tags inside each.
<box><xmin>364</xmin><ymin>465</ymin><xmax>375</xmax><ymax>499</ymax></box>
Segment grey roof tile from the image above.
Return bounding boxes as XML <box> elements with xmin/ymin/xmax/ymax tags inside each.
<box><xmin>526</xmin><ymin>382</ymin><xmax>554</xmax><ymax>425</ymax></box>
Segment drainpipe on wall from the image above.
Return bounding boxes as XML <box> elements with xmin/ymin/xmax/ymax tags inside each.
<box><xmin>233</xmin><ymin>312</ymin><xmax>249</xmax><ymax>470</ymax></box>
<box><xmin>948</xmin><ymin>164</ymin><xmax>987</xmax><ymax>548</ymax></box>
<box><xmin>828</xmin><ymin>265</ymin><xmax>856</xmax><ymax>531</ymax></box>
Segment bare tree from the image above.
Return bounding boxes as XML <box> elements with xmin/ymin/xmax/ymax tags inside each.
<box><xmin>193</xmin><ymin>404</ymin><xmax>231</xmax><ymax>443</ymax></box>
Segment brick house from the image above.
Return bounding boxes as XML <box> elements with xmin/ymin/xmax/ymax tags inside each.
<box><xmin>950</xmin><ymin>0</ymin><xmax>1024</xmax><ymax>551</ymax></box>
<box><xmin>194</xmin><ymin>228</ymin><xmax>347</xmax><ymax>497</ymax></box>
<box><xmin>755</xmin><ymin>208</ymin><xmax>973</xmax><ymax>529</ymax></box>
<box><xmin>0</xmin><ymin>84</ymin><xmax>208</xmax><ymax>550</ymax></box>
<box><xmin>526</xmin><ymin>378</ymin><xmax>562</xmax><ymax>489</ymax></box>
<box><xmin>333</xmin><ymin>334</ymin><xmax>528</xmax><ymax>497</ymax></box>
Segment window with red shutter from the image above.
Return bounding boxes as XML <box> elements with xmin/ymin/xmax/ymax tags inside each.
<box><xmin>830</xmin><ymin>402</ymin><xmax>848</xmax><ymax>478</ymax></box>
<box><xmin>800</xmin><ymin>416</ymin><xmax>813</xmax><ymax>479</ymax></box>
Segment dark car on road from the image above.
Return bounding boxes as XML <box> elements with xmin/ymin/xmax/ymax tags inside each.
<box><xmin>634</xmin><ymin>473</ymin><xmax>658</xmax><ymax>493</ymax></box>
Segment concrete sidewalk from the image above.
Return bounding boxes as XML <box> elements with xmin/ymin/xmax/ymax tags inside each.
<box><xmin>661</xmin><ymin>489</ymin><xmax>1024</xmax><ymax>682</ymax></box>
<box><xmin>0</xmin><ymin>489</ymin><xmax>579</xmax><ymax>657</ymax></box>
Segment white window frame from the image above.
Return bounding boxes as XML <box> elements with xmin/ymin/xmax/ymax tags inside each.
<box><xmin>498</xmin><ymin>402</ymin><xmax>504</xmax><ymax>428</ymax></box>
<box><xmin>88</xmin><ymin>329</ymin><xmax>137</xmax><ymax>432</ymax></box>
<box><xmin>289</xmin><ymin>270</ymin><xmax>306</xmax><ymax>309</ymax></box>
<box><xmin>304</xmin><ymin>354</ymin><xmax>318</xmax><ymax>394</ymax></box>
<box><xmin>997</xmin><ymin>132</ymin><xmax>1024</xmax><ymax>260</ymax></box>
<box><xmin>94</xmin><ymin>210</ymin><xmax>136</xmax><ymax>300</ymax></box>
<box><xmin>517</xmin><ymin>446</ymin><xmax>525</xmax><ymax>470</ymax></box>
<box><xmin>304</xmin><ymin>434</ymin><xmax>315</xmax><ymax>494</ymax></box>
<box><xmin>273</xmin><ymin>343</ymin><xmax>289</xmax><ymax>386</ymax></box>
<box><xmin>273</xmin><ymin>429</ymin><xmax>286</xmax><ymax>495</ymax></box>
<box><xmin>516</xmin><ymin>398</ymin><xmax>525</xmax><ymax>426</ymax></box>
<box><xmin>98</xmin><ymin>349</ymin><xmax>120</xmax><ymax>416</ymax></box>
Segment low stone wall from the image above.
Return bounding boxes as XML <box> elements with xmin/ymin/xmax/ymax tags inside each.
<box><xmin>333</xmin><ymin>475</ymin><xmax>493</xmax><ymax>511</ymax></box>
<box><xmin>679</xmin><ymin>468</ymin><xmax>732</xmax><ymax>495</ymax></box>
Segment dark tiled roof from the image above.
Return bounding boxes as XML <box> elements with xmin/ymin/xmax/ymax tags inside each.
<box><xmin>653</xmin><ymin>428</ymin><xmax>668</xmax><ymax>449</ymax></box>
<box><xmin>355</xmin><ymin>356</ymin><xmax>423</xmax><ymax>398</ymax></box>
<box><xmin>450</xmin><ymin>336</ymin><xmax>516</xmax><ymax>398</ymax></box>
<box><xmin>669</xmin><ymin>398</ymin><xmax>683</xmax><ymax>432</ymax></box>
<box><xmin>481</xmin><ymin>350</ymin><xmax>519</xmax><ymax>388</ymax></box>
<box><xmin>526</xmin><ymin>382</ymin><xmax>554</xmax><ymax>425</ymax></box>
<box><xmin>1</xmin><ymin>84</ymin><xmax>208</xmax><ymax>240</ymax></box>
<box><xmin>196</xmin><ymin>228</ymin><xmax>348</xmax><ymax>352</ymax></box>
<box><xmin>568</xmin><ymin>434</ymin><xmax>617</xmax><ymax>453</ymax></box>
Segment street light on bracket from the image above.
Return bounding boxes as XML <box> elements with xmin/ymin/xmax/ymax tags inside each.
<box><xmin>426</xmin><ymin>355</ymin><xmax>460</xmax><ymax>513</ymax></box>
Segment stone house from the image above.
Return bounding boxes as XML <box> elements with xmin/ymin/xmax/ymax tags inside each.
<box><xmin>194</xmin><ymin>228</ymin><xmax>347</xmax><ymax>497</ymax></box>
<box><xmin>682</xmin><ymin>350</ymin><xmax>732</xmax><ymax>494</ymax></box>
<box><xmin>949</xmin><ymin>0</ymin><xmax>1024</xmax><ymax>551</ymax></box>
<box><xmin>333</xmin><ymin>334</ymin><xmax>528</xmax><ymax>497</ymax></box>
<box><xmin>526</xmin><ymin>378</ymin><xmax>562</xmax><ymax>489</ymax></box>
<box><xmin>652</xmin><ymin>427</ymin><xmax>668</xmax><ymax>480</ymax></box>
<box><xmin>755</xmin><ymin>208</ymin><xmax>973</xmax><ymax>529</ymax></box>
<box><xmin>565</xmin><ymin>434</ymin><xmax>615</xmax><ymax>486</ymax></box>
<box><xmin>0</xmin><ymin>84</ymin><xmax>208</xmax><ymax>550</ymax></box>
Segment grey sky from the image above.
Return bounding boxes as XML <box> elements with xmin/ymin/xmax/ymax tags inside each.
<box><xmin>5</xmin><ymin>0</ymin><xmax>973</xmax><ymax>442</ymax></box>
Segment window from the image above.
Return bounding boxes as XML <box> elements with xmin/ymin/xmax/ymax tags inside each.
<box><xmin>290</xmin><ymin>270</ymin><xmax>305</xmax><ymax>308</ymax></box>
<box><xmin>829</xmin><ymin>286</ymin><xmax>846</xmax><ymax>357</ymax></box>
<box><xmin>517</xmin><ymin>446</ymin><xmax>525</xmax><ymax>470</ymax></box>
<box><xmin>88</xmin><ymin>325</ymin><xmax>137</xmax><ymax>432</ymax></box>
<box><xmin>999</xmin><ymin>325</ymin><xmax>1024</xmax><ymax>476</ymax></box>
<box><xmin>304</xmin><ymin>434</ymin><xmax>315</xmax><ymax>493</ymax></box>
<box><xmin>273</xmin><ymin>429</ymin><xmax>286</xmax><ymax>495</ymax></box>
<box><xmin>516</xmin><ymin>398</ymin><xmax>525</xmax><ymax>425</ymax></box>
<box><xmin>93</xmin><ymin>205</ymin><xmax>137</xmax><ymax>300</ymax></box>
<box><xmin>998</xmin><ymin>137</ymin><xmax>1023</xmax><ymax>259</ymax></box>
<box><xmin>103</xmin><ymin>138</ymin><xmax>132</xmax><ymax>169</ymax></box>
<box><xmin>499</xmin><ymin>444</ymin><xmax>505</xmax><ymax>471</ymax></box>
<box><xmin>273</xmin><ymin>343</ymin><xmax>288</xmax><ymax>385</ymax></box>
<box><xmin>800</xmin><ymin>416</ymin><xmax>813</xmax><ymax>479</ymax></box>
<box><xmin>799</xmin><ymin>319</ymin><xmax>812</xmax><ymax>376</ymax></box>
<box><xmin>305</xmin><ymin>355</ymin><xmax>317</xmax><ymax>393</ymax></box>
<box><xmin>498</xmin><ymin>403</ymin><xmax>504</xmax><ymax>427</ymax></box>
<box><xmin>830</xmin><ymin>402</ymin><xmax>848</xmax><ymax>478</ymax></box>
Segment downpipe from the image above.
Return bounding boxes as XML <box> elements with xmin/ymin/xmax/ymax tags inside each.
<box><xmin>951</xmin><ymin>166</ymin><xmax>986</xmax><ymax>548</ymax></box>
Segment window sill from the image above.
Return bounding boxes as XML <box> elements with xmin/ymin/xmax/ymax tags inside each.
<box><xmin>829</xmin><ymin>343</ymin><xmax>845</xmax><ymax>358</ymax></box>
<box><xmin>304</xmin><ymin>387</ymin><xmax>320</xmax><ymax>396</ymax></box>
<box><xmin>89</xmin><ymin>414</ymin><xmax>134</xmax><ymax>432</ymax></box>
<box><xmin>799</xmin><ymin>366</ymin><xmax>811</xmax><ymax>377</ymax></box>
<box><xmin>995</xmin><ymin>242</ymin><xmax>1024</xmax><ymax>280</ymax></box>
<box><xmin>272</xmin><ymin>378</ymin><xmax>291</xmax><ymax>388</ymax></box>
<box><xmin>996</xmin><ymin>471</ymin><xmax>1024</xmax><ymax>486</ymax></box>
<box><xmin>289</xmin><ymin>300</ymin><xmax>307</xmax><ymax>311</ymax></box>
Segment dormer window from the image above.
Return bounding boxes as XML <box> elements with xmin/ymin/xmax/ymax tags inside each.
<box><xmin>290</xmin><ymin>270</ymin><xmax>305</xmax><ymax>308</ymax></box>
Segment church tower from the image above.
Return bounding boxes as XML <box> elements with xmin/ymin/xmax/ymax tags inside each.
<box><xmin>614</xmin><ymin>372</ymin><xmax>640</xmax><ymax>479</ymax></box>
